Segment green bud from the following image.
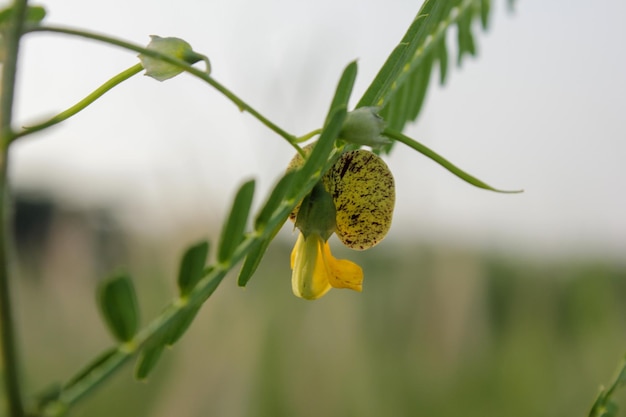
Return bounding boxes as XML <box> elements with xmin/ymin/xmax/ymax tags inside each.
<box><xmin>138</xmin><ymin>35</ymin><xmax>208</xmax><ymax>81</ymax></box>
<box><xmin>295</xmin><ymin>182</ymin><xmax>337</xmax><ymax>241</ymax></box>
<box><xmin>339</xmin><ymin>107</ymin><xmax>389</xmax><ymax>148</ymax></box>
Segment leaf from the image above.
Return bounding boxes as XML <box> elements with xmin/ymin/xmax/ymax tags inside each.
<box><xmin>435</xmin><ymin>38</ymin><xmax>449</xmax><ymax>85</ymax></box>
<box><xmin>457</xmin><ymin>7</ymin><xmax>477</xmax><ymax>65</ymax></box>
<box><xmin>480</xmin><ymin>0</ymin><xmax>491</xmax><ymax>30</ymax></box>
<box><xmin>97</xmin><ymin>274</ymin><xmax>139</xmax><ymax>342</ymax></box>
<box><xmin>135</xmin><ymin>345</ymin><xmax>165</xmax><ymax>381</ymax></box>
<box><xmin>237</xmin><ymin>238</ymin><xmax>271</xmax><ymax>287</ymax></box>
<box><xmin>177</xmin><ymin>240</ymin><xmax>209</xmax><ymax>296</ymax></box>
<box><xmin>289</xmin><ymin>62</ymin><xmax>356</xmax><ymax>196</ymax></box>
<box><xmin>357</xmin><ymin>11</ymin><xmax>430</xmax><ymax>109</ymax></box>
<box><xmin>324</xmin><ymin>60</ymin><xmax>357</xmax><ymax>126</ymax></box>
<box><xmin>357</xmin><ymin>0</ymin><xmax>494</xmax><ymax>136</ymax></box>
<box><xmin>63</xmin><ymin>348</ymin><xmax>119</xmax><ymax>390</ymax></box>
<box><xmin>164</xmin><ymin>304</ymin><xmax>202</xmax><ymax>346</ymax></box>
<box><xmin>35</xmin><ymin>383</ymin><xmax>62</xmax><ymax>411</ymax></box>
<box><xmin>240</xmin><ymin>171</ymin><xmax>298</xmax><ymax>287</ymax></box>
<box><xmin>384</xmin><ymin>128</ymin><xmax>522</xmax><ymax>193</ymax></box>
<box><xmin>254</xmin><ymin>170</ymin><xmax>296</xmax><ymax>231</ymax></box>
<box><xmin>217</xmin><ymin>180</ymin><xmax>255</xmax><ymax>263</ymax></box>
<box><xmin>240</xmin><ymin>62</ymin><xmax>357</xmax><ymax>286</ymax></box>
<box><xmin>405</xmin><ymin>51</ymin><xmax>433</xmax><ymax>123</ymax></box>
<box><xmin>0</xmin><ymin>5</ymin><xmax>46</xmax><ymax>27</ymax></box>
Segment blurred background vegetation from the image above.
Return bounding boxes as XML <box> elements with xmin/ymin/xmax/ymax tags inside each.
<box><xmin>7</xmin><ymin>195</ymin><xmax>626</xmax><ymax>416</ymax></box>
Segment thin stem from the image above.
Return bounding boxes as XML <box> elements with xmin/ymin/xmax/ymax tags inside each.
<box><xmin>383</xmin><ymin>128</ymin><xmax>523</xmax><ymax>193</ymax></box>
<box><xmin>37</xmin><ymin>112</ymin><xmax>347</xmax><ymax>416</ymax></box>
<box><xmin>13</xmin><ymin>63</ymin><xmax>143</xmax><ymax>141</ymax></box>
<box><xmin>0</xmin><ymin>0</ymin><xmax>29</xmax><ymax>415</ymax></box>
<box><xmin>295</xmin><ymin>128</ymin><xmax>322</xmax><ymax>143</ymax></box>
<box><xmin>24</xmin><ymin>25</ymin><xmax>303</xmax><ymax>154</ymax></box>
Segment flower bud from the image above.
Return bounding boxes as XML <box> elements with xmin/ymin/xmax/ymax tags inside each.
<box><xmin>138</xmin><ymin>35</ymin><xmax>207</xmax><ymax>81</ymax></box>
<box><xmin>339</xmin><ymin>107</ymin><xmax>389</xmax><ymax>147</ymax></box>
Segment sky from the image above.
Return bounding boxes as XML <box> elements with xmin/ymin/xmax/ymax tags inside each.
<box><xmin>6</xmin><ymin>0</ymin><xmax>626</xmax><ymax>259</ymax></box>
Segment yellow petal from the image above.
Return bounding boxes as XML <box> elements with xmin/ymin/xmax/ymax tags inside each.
<box><xmin>320</xmin><ymin>240</ymin><xmax>363</xmax><ymax>292</ymax></box>
<box><xmin>290</xmin><ymin>234</ymin><xmax>331</xmax><ymax>300</ymax></box>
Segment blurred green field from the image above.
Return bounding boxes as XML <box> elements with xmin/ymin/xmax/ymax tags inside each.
<box><xmin>8</xmin><ymin>238</ymin><xmax>626</xmax><ymax>417</ymax></box>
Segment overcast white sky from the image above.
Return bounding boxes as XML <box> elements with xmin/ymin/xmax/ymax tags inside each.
<box><xmin>6</xmin><ymin>0</ymin><xmax>626</xmax><ymax>259</ymax></box>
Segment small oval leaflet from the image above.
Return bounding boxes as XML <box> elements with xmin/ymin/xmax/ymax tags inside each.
<box><xmin>97</xmin><ymin>273</ymin><xmax>139</xmax><ymax>342</ymax></box>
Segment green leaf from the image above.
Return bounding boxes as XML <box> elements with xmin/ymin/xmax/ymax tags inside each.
<box><xmin>325</xmin><ymin>60</ymin><xmax>357</xmax><ymax>125</ymax></box>
<box><xmin>217</xmin><ymin>180</ymin><xmax>255</xmax><ymax>263</ymax></box>
<box><xmin>290</xmin><ymin>110</ymin><xmax>346</xmax><ymax>197</ymax></box>
<box><xmin>617</xmin><ymin>360</ymin><xmax>626</xmax><ymax>387</ymax></box>
<box><xmin>63</xmin><ymin>348</ymin><xmax>119</xmax><ymax>391</ymax></box>
<box><xmin>164</xmin><ymin>304</ymin><xmax>202</xmax><ymax>346</ymax></box>
<box><xmin>243</xmin><ymin>62</ymin><xmax>355</xmax><ymax>288</ymax></box>
<box><xmin>0</xmin><ymin>5</ymin><xmax>46</xmax><ymax>27</ymax></box>
<box><xmin>435</xmin><ymin>38</ymin><xmax>449</xmax><ymax>85</ymax></box>
<box><xmin>357</xmin><ymin>0</ymin><xmax>494</xmax><ymax>136</ymax></box>
<box><xmin>177</xmin><ymin>240</ymin><xmax>209</xmax><ymax>296</ymax></box>
<box><xmin>384</xmin><ymin>128</ymin><xmax>522</xmax><ymax>193</ymax></box>
<box><xmin>480</xmin><ymin>0</ymin><xmax>491</xmax><ymax>30</ymax></box>
<box><xmin>405</xmin><ymin>51</ymin><xmax>433</xmax><ymax>123</ymax></box>
<box><xmin>97</xmin><ymin>274</ymin><xmax>139</xmax><ymax>342</ymax></box>
<box><xmin>239</xmin><ymin>171</ymin><xmax>299</xmax><ymax>287</ymax></box>
<box><xmin>35</xmin><ymin>383</ymin><xmax>62</xmax><ymax>412</ymax></box>
<box><xmin>289</xmin><ymin>61</ymin><xmax>355</xmax><ymax>196</ymax></box>
<box><xmin>357</xmin><ymin>12</ymin><xmax>430</xmax><ymax>109</ymax></box>
<box><xmin>135</xmin><ymin>345</ymin><xmax>165</xmax><ymax>381</ymax></box>
<box><xmin>238</xmin><ymin>223</ymin><xmax>282</xmax><ymax>287</ymax></box>
<box><xmin>457</xmin><ymin>8</ymin><xmax>477</xmax><ymax>64</ymax></box>
<box><xmin>254</xmin><ymin>170</ymin><xmax>296</xmax><ymax>231</ymax></box>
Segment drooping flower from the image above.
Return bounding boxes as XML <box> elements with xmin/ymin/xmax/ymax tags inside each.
<box><xmin>288</xmin><ymin>145</ymin><xmax>395</xmax><ymax>300</ymax></box>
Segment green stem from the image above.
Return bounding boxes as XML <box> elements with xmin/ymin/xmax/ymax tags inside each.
<box><xmin>38</xmin><ymin>108</ymin><xmax>348</xmax><ymax>416</ymax></box>
<box><xmin>39</xmin><ymin>156</ymin><xmax>338</xmax><ymax>416</ymax></box>
<box><xmin>588</xmin><ymin>354</ymin><xmax>626</xmax><ymax>417</ymax></box>
<box><xmin>24</xmin><ymin>25</ymin><xmax>302</xmax><ymax>154</ymax></box>
<box><xmin>13</xmin><ymin>63</ymin><xmax>143</xmax><ymax>141</ymax></box>
<box><xmin>383</xmin><ymin>128</ymin><xmax>523</xmax><ymax>193</ymax></box>
<box><xmin>295</xmin><ymin>128</ymin><xmax>322</xmax><ymax>143</ymax></box>
<box><xmin>0</xmin><ymin>0</ymin><xmax>29</xmax><ymax>415</ymax></box>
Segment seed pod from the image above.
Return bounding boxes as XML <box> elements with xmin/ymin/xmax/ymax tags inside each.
<box><xmin>323</xmin><ymin>150</ymin><xmax>395</xmax><ymax>250</ymax></box>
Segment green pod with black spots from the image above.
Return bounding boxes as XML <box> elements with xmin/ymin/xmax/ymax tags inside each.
<box><xmin>287</xmin><ymin>145</ymin><xmax>395</xmax><ymax>250</ymax></box>
<box><xmin>323</xmin><ymin>150</ymin><xmax>395</xmax><ymax>250</ymax></box>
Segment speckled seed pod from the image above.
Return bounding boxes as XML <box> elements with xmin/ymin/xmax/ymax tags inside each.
<box><xmin>322</xmin><ymin>150</ymin><xmax>395</xmax><ymax>250</ymax></box>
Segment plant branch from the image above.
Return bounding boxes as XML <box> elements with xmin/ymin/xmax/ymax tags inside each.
<box><xmin>13</xmin><ymin>63</ymin><xmax>143</xmax><ymax>141</ymax></box>
<box><xmin>588</xmin><ymin>354</ymin><xmax>626</xmax><ymax>417</ymax></box>
<box><xmin>1</xmin><ymin>0</ymin><xmax>29</xmax><ymax>415</ymax></box>
<box><xmin>38</xmin><ymin>142</ymin><xmax>345</xmax><ymax>417</ymax></box>
<box><xmin>23</xmin><ymin>25</ymin><xmax>303</xmax><ymax>154</ymax></box>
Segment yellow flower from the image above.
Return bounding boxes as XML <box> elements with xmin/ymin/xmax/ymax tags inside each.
<box><xmin>290</xmin><ymin>233</ymin><xmax>363</xmax><ymax>300</ymax></box>
<box><xmin>288</xmin><ymin>146</ymin><xmax>395</xmax><ymax>300</ymax></box>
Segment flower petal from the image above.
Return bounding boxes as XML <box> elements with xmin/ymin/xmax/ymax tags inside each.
<box><xmin>290</xmin><ymin>234</ymin><xmax>331</xmax><ymax>300</ymax></box>
<box><xmin>321</xmin><ymin>240</ymin><xmax>363</xmax><ymax>292</ymax></box>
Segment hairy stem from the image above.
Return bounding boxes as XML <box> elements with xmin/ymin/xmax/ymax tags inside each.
<box><xmin>13</xmin><ymin>63</ymin><xmax>144</xmax><ymax>141</ymax></box>
<box><xmin>0</xmin><ymin>0</ymin><xmax>29</xmax><ymax>415</ymax></box>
